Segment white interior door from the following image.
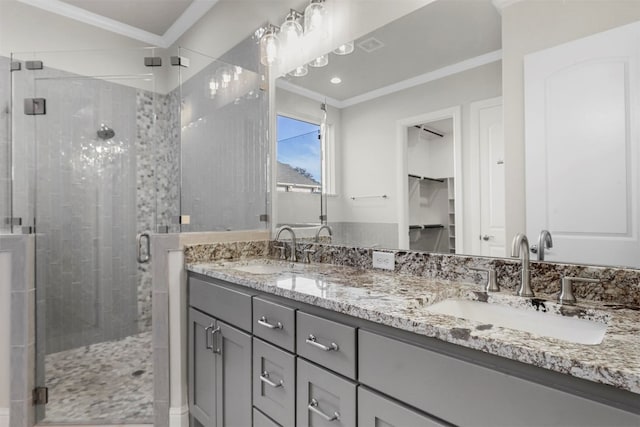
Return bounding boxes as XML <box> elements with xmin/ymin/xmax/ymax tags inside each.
<box><xmin>471</xmin><ymin>97</ymin><xmax>505</xmax><ymax>257</ymax></box>
<box><xmin>525</xmin><ymin>21</ymin><xmax>640</xmax><ymax>267</ymax></box>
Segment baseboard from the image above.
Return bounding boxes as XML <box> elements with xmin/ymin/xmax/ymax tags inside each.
<box><xmin>0</xmin><ymin>408</ymin><xmax>9</xmax><ymax>427</ymax></box>
<box><xmin>169</xmin><ymin>405</ymin><xmax>188</xmax><ymax>427</ymax></box>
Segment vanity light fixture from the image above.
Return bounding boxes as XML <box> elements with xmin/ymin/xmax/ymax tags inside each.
<box><xmin>233</xmin><ymin>66</ymin><xmax>243</xmax><ymax>81</ymax></box>
<box><xmin>260</xmin><ymin>24</ymin><xmax>280</xmax><ymax>66</ymax></box>
<box><xmin>309</xmin><ymin>54</ymin><xmax>329</xmax><ymax>68</ymax></box>
<box><xmin>330</xmin><ymin>76</ymin><xmax>342</xmax><ymax>84</ymax></box>
<box><xmin>290</xmin><ymin>64</ymin><xmax>309</xmax><ymax>77</ymax></box>
<box><xmin>304</xmin><ymin>0</ymin><xmax>327</xmax><ymax>35</ymax></box>
<box><xmin>333</xmin><ymin>41</ymin><xmax>354</xmax><ymax>55</ymax></box>
<box><xmin>209</xmin><ymin>77</ymin><xmax>219</xmax><ymax>98</ymax></box>
<box><xmin>280</xmin><ymin>10</ymin><xmax>304</xmax><ymax>50</ymax></box>
<box><xmin>219</xmin><ymin>66</ymin><xmax>233</xmax><ymax>88</ymax></box>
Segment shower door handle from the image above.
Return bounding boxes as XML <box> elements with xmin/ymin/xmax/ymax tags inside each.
<box><xmin>137</xmin><ymin>232</ymin><xmax>151</xmax><ymax>263</ymax></box>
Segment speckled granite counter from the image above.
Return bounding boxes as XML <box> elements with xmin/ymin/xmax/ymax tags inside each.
<box><xmin>187</xmin><ymin>257</ymin><xmax>640</xmax><ymax>395</ymax></box>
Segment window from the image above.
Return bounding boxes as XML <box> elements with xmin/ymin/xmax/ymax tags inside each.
<box><xmin>276</xmin><ymin>115</ymin><xmax>321</xmax><ymax>193</ymax></box>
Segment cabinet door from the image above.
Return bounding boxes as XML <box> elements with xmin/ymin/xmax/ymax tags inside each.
<box><xmin>189</xmin><ymin>308</ymin><xmax>218</xmax><ymax>427</ymax></box>
<box><xmin>217</xmin><ymin>320</ymin><xmax>252</xmax><ymax>427</ymax></box>
<box><xmin>358</xmin><ymin>387</ymin><xmax>447</xmax><ymax>427</ymax></box>
<box><xmin>296</xmin><ymin>358</ymin><xmax>356</xmax><ymax>427</ymax></box>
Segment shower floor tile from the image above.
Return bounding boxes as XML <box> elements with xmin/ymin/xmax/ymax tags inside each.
<box><xmin>42</xmin><ymin>331</ymin><xmax>153</xmax><ymax>424</ymax></box>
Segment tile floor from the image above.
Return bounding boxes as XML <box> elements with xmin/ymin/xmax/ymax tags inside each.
<box><xmin>41</xmin><ymin>331</ymin><xmax>153</xmax><ymax>424</ymax></box>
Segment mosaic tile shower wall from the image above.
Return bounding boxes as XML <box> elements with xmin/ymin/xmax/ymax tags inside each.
<box><xmin>136</xmin><ymin>89</ymin><xmax>180</xmax><ymax>332</ymax></box>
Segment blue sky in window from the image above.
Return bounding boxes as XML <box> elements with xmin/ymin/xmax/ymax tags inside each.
<box><xmin>277</xmin><ymin>115</ymin><xmax>321</xmax><ymax>182</ymax></box>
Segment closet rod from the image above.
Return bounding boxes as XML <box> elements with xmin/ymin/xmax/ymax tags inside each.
<box><xmin>408</xmin><ymin>174</ymin><xmax>444</xmax><ymax>183</ymax></box>
<box><xmin>414</xmin><ymin>125</ymin><xmax>444</xmax><ymax>138</ymax></box>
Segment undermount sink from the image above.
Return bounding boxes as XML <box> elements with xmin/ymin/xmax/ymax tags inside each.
<box><xmin>426</xmin><ymin>299</ymin><xmax>607</xmax><ymax>345</ymax></box>
<box><xmin>231</xmin><ymin>263</ymin><xmax>306</xmax><ymax>275</ymax></box>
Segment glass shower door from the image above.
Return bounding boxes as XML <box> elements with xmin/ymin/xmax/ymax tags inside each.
<box><xmin>9</xmin><ymin>46</ymin><xmax>171</xmax><ymax>424</ymax></box>
<box><xmin>33</xmin><ymin>73</ymin><xmax>155</xmax><ymax>423</ymax></box>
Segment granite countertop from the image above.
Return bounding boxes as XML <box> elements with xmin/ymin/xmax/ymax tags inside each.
<box><xmin>187</xmin><ymin>257</ymin><xmax>640</xmax><ymax>394</ymax></box>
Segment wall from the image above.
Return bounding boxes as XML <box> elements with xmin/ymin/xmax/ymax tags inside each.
<box><xmin>338</xmin><ymin>61</ymin><xmax>502</xmax><ymax>249</ymax></box>
<box><xmin>502</xmin><ymin>0</ymin><xmax>640</xmax><ymax>244</ymax></box>
<box><xmin>0</xmin><ymin>252</ymin><xmax>10</xmax><ymax>427</ymax></box>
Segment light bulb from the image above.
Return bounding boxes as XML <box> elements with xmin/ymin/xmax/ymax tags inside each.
<box><xmin>333</xmin><ymin>41</ymin><xmax>354</xmax><ymax>55</ymax></box>
<box><xmin>309</xmin><ymin>54</ymin><xmax>328</xmax><ymax>68</ymax></box>
<box><xmin>289</xmin><ymin>64</ymin><xmax>309</xmax><ymax>77</ymax></box>
<box><xmin>304</xmin><ymin>0</ymin><xmax>327</xmax><ymax>35</ymax></box>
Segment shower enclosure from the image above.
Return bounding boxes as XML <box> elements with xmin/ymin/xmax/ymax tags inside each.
<box><xmin>9</xmin><ymin>48</ymin><xmax>171</xmax><ymax>424</ymax></box>
<box><xmin>4</xmin><ymin>41</ymin><xmax>269</xmax><ymax>424</ymax></box>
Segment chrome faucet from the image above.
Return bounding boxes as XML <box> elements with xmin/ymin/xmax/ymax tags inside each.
<box><xmin>275</xmin><ymin>226</ymin><xmax>297</xmax><ymax>262</ymax></box>
<box><xmin>511</xmin><ymin>233</ymin><xmax>534</xmax><ymax>297</ymax></box>
<box><xmin>537</xmin><ymin>230</ymin><xmax>553</xmax><ymax>261</ymax></box>
<box><xmin>314</xmin><ymin>224</ymin><xmax>333</xmax><ymax>243</ymax></box>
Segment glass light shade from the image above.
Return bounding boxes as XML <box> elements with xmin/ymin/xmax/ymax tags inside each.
<box><xmin>260</xmin><ymin>29</ymin><xmax>280</xmax><ymax>66</ymax></box>
<box><xmin>333</xmin><ymin>41</ymin><xmax>354</xmax><ymax>55</ymax></box>
<box><xmin>289</xmin><ymin>64</ymin><xmax>308</xmax><ymax>77</ymax></box>
<box><xmin>219</xmin><ymin>66</ymin><xmax>233</xmax><ymax>88</ymax></box>
<box><xmin>309</xmin><ymin>54</ymin><xmax>328</xmax><ymax>68</ymax></box>
<box><xmin>304</xmin><ymin>0</ymin><xmax>327</xmax><ymax>35</ymax></box>
<box><xmin>209</xmin><ymin>78</ymin><xmax>219</xmax><ymax>98</ymax></box>
<box><xmin>280</xmin><ymin>13</ymin><xmax>303</xmax><ymax>50</ymax></box>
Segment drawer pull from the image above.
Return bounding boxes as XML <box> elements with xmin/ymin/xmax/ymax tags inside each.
<box><xmin>306</xmin><ymin>334</ymin><xmax>339</xmax><ymax>351</ymax></box>
<box><xmin>211</xmin><ymin>326</ymin><xmax>221</xmax><ymax>354</ymax></box>
<box><xmin>258</xmin><ymin>316</ymin><xmax>283</xmax><ymax>330</ymax></box>
<box><xmin>204</xmin><ymin>324</ymin><xmax>214</xmax><ymax>350</ymax></box>
<box><xmin>259</xmin><ymin>371</ymin><xmax>283</xmax><ymax>388</ymax></box>
<box><xmin>308</xmin><ymin>398</ymin><xmax>340</xmax><ymax>421</ymax></box>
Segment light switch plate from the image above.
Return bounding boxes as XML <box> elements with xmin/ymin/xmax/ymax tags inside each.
<box><xmin>372</xmin><ymin>251</ymin><xmax>394</xmax><ymax>270</ymax></box>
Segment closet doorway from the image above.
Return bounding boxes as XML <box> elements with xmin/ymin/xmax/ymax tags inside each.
<box><xmin>397</xmin><ymin>106</ymin><xmax>462</xmax><ymax>252</ymax></box>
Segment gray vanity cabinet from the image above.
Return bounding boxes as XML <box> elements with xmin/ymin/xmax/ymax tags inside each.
<box><xmin>188</xmin><ymin>308</ymin><xmax>218</xmax><ymax>427</ymax></box>
<box><xmin>358</xmin><ymin>387</ymin><xmax>447</xmax><ymax>427</ymax></box>
<box><xmin>188</xmin><ymin>276</ymin><xmax>253</xmax><ymax>427</ymax></box>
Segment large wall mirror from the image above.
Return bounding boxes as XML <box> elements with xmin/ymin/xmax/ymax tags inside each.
<box><xmin>272</xmin><ymin>0</ymin><xmax>640</xmax><ymax>268</ymax></box>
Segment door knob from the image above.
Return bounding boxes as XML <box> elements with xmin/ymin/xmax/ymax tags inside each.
<box><xmin>481</xmin><ymin>235</ymin><xmax>494</xmax><ymax>241</ymax></box>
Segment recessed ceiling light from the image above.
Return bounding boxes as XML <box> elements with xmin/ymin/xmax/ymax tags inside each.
<box><xmin>330</xmin><ymin>77</ymin><xmax>342</xmax><ymax>84</ymax></box>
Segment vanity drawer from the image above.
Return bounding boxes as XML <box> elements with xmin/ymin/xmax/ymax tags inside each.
<box><xmin>296</xmin><ymin>311</ymin><xmax>356</xmax><ymax>379</ymax></box>
<box><xmin>253</xmin><ymin>408</ymin><xmax>281</xmax><ymax>427</ymax></box>
<box><xmin>358</xmin><ymin>386</ymin><xmax>447</xmax><ymax>427</ymax></box>
<box><xmin>189</xmin><ymin>276</ymin><xmax>253</xmax><ymax>332</ymax></box>
<box><xmin>253</xmin><ymin>297</ymin><xmax>296</xmax><ymax>352</ymax></box>
<box><xmin>253</xmin><ymin>338</ymin><xmax>295</xmax><ymax>427</ymax></box>
<box><xmin>358</xmin><ymin>329</ymin><xmax>640</xmax><ymax>426</ymax></box>
<box><xmin>296</xmin><ymin>358</ymin><xmax>356</xmax><ymax>427</ymax></box>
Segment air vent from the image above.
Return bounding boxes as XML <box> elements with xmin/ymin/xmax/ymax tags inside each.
<box><xmin>357</xmin><ymin>37</ymin><xmax>385</xmax><ymax>53</ymax></box>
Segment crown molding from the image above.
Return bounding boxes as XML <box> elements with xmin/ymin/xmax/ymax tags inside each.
<box><xmin>16</xmin><ymin>0</ymin><xmax>218</xmax><ymax>48</ymax></box>
<box><xmin>492</xmin><ymin>0</ymin><xmax>524</xmax><ymax>14</ymax></box>
<box><xmin>276</xmin><ymin>78</ymin><xmax>344</xmax><ymax>109</ymax></box>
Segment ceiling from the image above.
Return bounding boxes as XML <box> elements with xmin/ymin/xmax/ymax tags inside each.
<box><xmin>61</xmin><ymin>0</ymin><xmax>193</xmax><ymax>35</ymax></box>
<box><xmin>279</xmin><ymin>0</ymin><xmax>501</xmax><ymax>103</ymax></box>
<box><xmin>16</xmin><ymin>0</ymin><xmax>220</xmax><ymax>47</ymax></box>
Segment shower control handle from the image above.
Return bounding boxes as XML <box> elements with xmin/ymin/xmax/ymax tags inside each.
<box><xmin>137</xmin><ymin>232</ymin><xmax>151</xmax><ymax>263</ymax></box>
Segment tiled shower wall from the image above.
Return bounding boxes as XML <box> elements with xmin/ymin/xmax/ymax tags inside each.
<box><xmin>179</xmin><ymin>40</ymin><xmax>269</xmax><ymax>232</ymax></box>
<box><xmin>5</xmin><ymin>58</ymin><xmax>180</xmax><ymax>353</ymax></box>
<box><xmin>136</xmin><ymin>89</ymin><xmax>180</xmax><ymax>331</ymax></box>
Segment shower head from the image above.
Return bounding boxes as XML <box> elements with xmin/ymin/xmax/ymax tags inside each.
<box><xmin>97</xmin><ymin>124</ymin><xmax>115</xmax><ymax>140</ymax></box>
